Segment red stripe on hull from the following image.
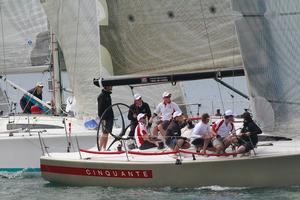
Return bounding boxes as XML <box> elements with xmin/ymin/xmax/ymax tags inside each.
<box><xmin>41</xmin><ymin>164</ymin><xmax>153</xmax><ymax>178</ymax></box>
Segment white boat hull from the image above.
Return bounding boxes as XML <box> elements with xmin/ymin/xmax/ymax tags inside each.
<box><xmin>0</xmin><ymin>115</ymin><xmax>97</xmax><ymax>172</ymax></box>
<box><xmin>41</xmin><ymin>140</ymin><xmax>300</xmax><ymax>187</ymax></box>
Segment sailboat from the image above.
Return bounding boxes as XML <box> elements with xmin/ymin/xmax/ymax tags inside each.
<box><xmin>40</xmin><ymin>0</ymin><xmax>300</xmax><ymax>187</ymax></box>
<box><xmin>0</xmin><ymin>0</ymin><xmax>98</xmax><ymax>172</ymax></box>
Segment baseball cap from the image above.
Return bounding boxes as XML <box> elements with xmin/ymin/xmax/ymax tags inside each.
<box><xmin>242</xmin><ymin>112</ymin><xmax>252</xmax><ymax>119</ymax></box>
<box><xmin>137</xmin><ymin>113</ymin><xmax>146</xmax><ymax>121</ymax></box>
<box><xmin>134</xmin><ymin>93</ymin><xmax>142</xmax><ymax>100</ymax></box>
<box><xmin>224</xmin><ymin>109</ymin><xmax>235</xmax><ymax>117</ymax></box>
<box><xmin>36</xmin><ymin>82</ymin><xmax>44</xmax><ymax>87</ymax></box>
<box><xmin>173</xmin><ymin>111</ymin><xmax>182</xmax><ymax>118</ymax></box>
<box><xmin>162</xmin><ymin>91</ymin><xmax>171</xmax><ymax>98</ymax></box>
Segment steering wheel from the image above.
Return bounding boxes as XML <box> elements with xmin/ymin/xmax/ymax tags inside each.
<box><xmin>96</xmin><ymin>103</ymin><xmax>132</xmax><ymax>151</ymax></box>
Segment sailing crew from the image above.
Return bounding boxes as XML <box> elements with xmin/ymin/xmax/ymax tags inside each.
<box><xmin>190</xmin><ymin>113</ymin><xmax>213</xmax><ymax>153</ymax></box>
<box><xmin>150</xmin><ymin>91</ymin><xmax>181</xmax><ymax>138</ymax></box>
<box><xmin>127</xmin><ymin>94</ymin><xmax>151</xmax><ymax>138</ymax></box>
<box><xmin>234</xmin><ymin>112</ymin><xmax>262</xmax><ymax>154</ymax></box>
<box><xmin>97</xmin><ymin>86</ymin><xmax>114</xmax><ymax>151</ymax></box>
<box><xmin>135</xmin><ymin>113</ymin><xmax>160</xmax><ymax>150</ymax></box>
<box><xmin>211</xmin><ymin>109</ymin><xmax>236</xmax><ymax>153</ymax></box>
<box><xmin>20</xmin><ymin>82</ymin><xmax>44</xmax><ymax>113</ymax></box>
<box><xmin>165</xmin><ymin>111</ymin><xmax>190</xmax><ymax>151</ymax></box>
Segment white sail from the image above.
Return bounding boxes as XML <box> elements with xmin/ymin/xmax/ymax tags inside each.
<box><xmin>0</xmin><ymin>0</ymin><xmax>50</xmax><ymax>74</ymax></box>
<box><xmin>0</xmin><ymin>86</ymin><xmax>9</xmax><ymax>115</ymax></box>
<box><xmin>41</xmin><ymin>0</ymin><xmax>102</xmax><ymax>118</ymax></box>
<box><xmin>233</xmin><ymin>0</ymin><xmax>300</xmax><ymax>136</ymax></box>
<box><xmin>100</xmin><ymin>0</ymin><xmax>242</xmax><ymax>76</ymax></box>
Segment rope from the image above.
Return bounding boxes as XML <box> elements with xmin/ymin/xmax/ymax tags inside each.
<box><xmin>217</xmin><ymin>80</ymin><xmax>225</xmax><ymax>112</ymax></box>
<box><xmin>199</xmin><ymin>1</ymin><xmax>225</xmax><ymax>113</ymax></box>
<box><xmin>79</xmin><ymin>148</ymin><xmax>240</xmax><ymax>157</ymax></box>
<box><xmin>71</xmin><ymin>0</ymin><xmax>81</xmax><ymax>109</ymax></box>
<box><xmin>0</xmin><ymin>6</ymin><xmax>6</xmax><ymax>73</ymax></box>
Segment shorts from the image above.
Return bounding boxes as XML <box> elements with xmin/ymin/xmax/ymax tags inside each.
<box><xmin>160</xmin><ymin>120</ymin><xmax>170</xmax><ymax>130</ymax></box>
<box><xmin>166</xmin><ymin>137</ymin><xmax>177</xmax><ymax>149</ymax></box>
<box><xmin>101</xmin><ymin>119</ymin><xmax>113</xmax><ymax>134</ymax></box>
<box><xmin>139</xmin><ymin>140</ymin><xmax>157</xmax><ymax>150</ymax></box>
<box><xmin>156</xmin><ymin>120</ymin><xmax>171</xmax><ymax>130</ymax></box>
<box><xmin>192</xmin><ymin>138</ymin><xmax>213</xmax><ymax>148</ymax></box>
<box><xmin>212</xmin><ymin>138</ymin><xmax>224</xmax><ymax>147</ymax></box>
<box><xmin>241</xmin><ymin>141</ymin><xmax>257</xmax><ymax>152</ymax></box>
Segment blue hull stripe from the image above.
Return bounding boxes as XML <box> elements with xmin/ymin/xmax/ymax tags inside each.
<box><xmin>0</xmin><ymin>168</ymin><xmax>40</xmax><ymax>172</ymax></box>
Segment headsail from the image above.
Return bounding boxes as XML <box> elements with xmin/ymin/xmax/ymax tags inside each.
<box><xmin>41</xmin><ymin>0</ymin><xmax>102</xmax><ymax>118</ymax></box>
<box><xmin>233</xmin><ymin>0</ymin><xmax>300</xmax><ymax>136</ymax></box>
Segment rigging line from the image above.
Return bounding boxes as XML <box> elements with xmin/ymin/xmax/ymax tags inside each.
<box><xmin>72</xmin><ymin>0</ymin><xmax>81</xmax><ymax>100</ymax></box>
<box><xmin>199</xmin><ymin>0</ymin><xmax>224</xmax><ymax>112</ymax></box>
<box><xmin>199</xmin><ymin>0</ymin><xmax>216</xmax><ymax>69</ymax></box>
<box><xmin>0</xmin><ymin>5</ymin><xmax>6</xmax><ymax>73</ymax></box>
<box><xmin>216</xmin><ymin>78</ymin><xmax>225</xmax><ymax>112</ymax></box>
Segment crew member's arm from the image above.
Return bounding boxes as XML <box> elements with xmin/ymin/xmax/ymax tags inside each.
<box><xmin>97</xmin><ymin>94</ymin><xmax>105</xmax><ymax>118</ymax></box>
<box><xmin>127</xmin><ymin>105</ymin><xmax>136</xmax><ymax>121</ymax></box>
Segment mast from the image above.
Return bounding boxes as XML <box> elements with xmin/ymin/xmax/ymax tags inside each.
<box><xmin>50</xmin><ymin>29</ymin><xmax>62</xmax><ymax>115</ymax></box>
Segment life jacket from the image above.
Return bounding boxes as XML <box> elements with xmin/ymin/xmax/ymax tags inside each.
<box><xmin>31</xmin><ymin>105</ymin><xmax>43</xmax><ymax>114</ymax></box>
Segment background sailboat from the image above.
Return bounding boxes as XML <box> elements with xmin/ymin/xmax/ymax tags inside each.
<box><xmin>0</xmin><ymin>0</ymin><xmax>97</xmax><ymax>172</ymax></box>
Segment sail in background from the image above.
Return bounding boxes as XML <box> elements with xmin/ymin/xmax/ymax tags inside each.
<box><xmin>0</xmin><ymin>87</ymin><xmax>9</xmax><ymax>115</ymax></box>
<box><xmin>233</xmin><ymin>0</ymin><xmax>300</xmax><ymax>136</ymax></box>
<box><xmin>0</xmin><ymin>0</ymin><xmax>50</xmax><ymax>74</ymax></box>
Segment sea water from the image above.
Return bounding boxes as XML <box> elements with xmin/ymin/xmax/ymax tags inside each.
<box><xmin>1</xmin><ymin>172</ymin><xmax>300</xmax><ymax>200</ymax></box>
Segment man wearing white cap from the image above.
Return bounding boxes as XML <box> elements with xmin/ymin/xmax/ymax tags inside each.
<box><xmin>151</xmin><ymin>91</ymin><xmax>181</xmax><ymax>138</ymax></box>
<box><xmin>20</xmin><ymin>82</ymin><xmax>44</xmax><ymax>113</ymax></box>
<box><xmin>135</xmin><ymin>113</ymin><xmax>159</xmax><ymax>150</ymax></box>
<box><xmin>211</xmin><ymin>109</ymin><xmax>236</xmax><ymax>153</ymax></box>
<box><xmin>127</xmin><ymin>93</ymin><xmax>151</xmax><ymax>138</ymax></box>
<box><xmin>165</xmin><ymin>111</ymin><xmax>190</xmax><ymax>151</ymax></box>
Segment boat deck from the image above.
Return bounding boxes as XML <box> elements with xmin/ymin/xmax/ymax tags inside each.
<box><xmin>46</xmin><ymin>139</ymin><xmax>300</xmax><ymax>164</ymax></box>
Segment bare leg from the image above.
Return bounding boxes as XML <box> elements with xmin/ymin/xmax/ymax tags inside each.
<box><xmin>174</xmin><ymin>139</ymin><xmax>190</xmax><ymax>151</ymax></box>
<box><xmin>236</xmin><ymin>145</ymin><xmax>246</xmax><ymax>154</ymax></box>
<box><xmin>157</xmin><ymin>124</ymin><xmax>166</xmax><ymax>138</ymax></box>
<box><xmin>202</xmin><ymin>135</ymin><xmax>212</xmax><ymax>153</ymax></box>
<box><xmin>99</xmin><ymin>133</ymin><xmax>109</xmax><ymax>151</ymax></box>
<box><xmin>152</xmin><ymin>125</ymin><xmax>159</xmax><ymax>137</ymax></box>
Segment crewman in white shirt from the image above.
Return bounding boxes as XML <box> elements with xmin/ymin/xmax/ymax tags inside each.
<box><xmin>150</xmin><ymin>91</ymin><xmax>181</xmax><ymax>138</ymax></box>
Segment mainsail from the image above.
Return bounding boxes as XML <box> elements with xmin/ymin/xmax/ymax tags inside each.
<box><xmin>98</xmin><ymin>0</ymin><xmax>244</xmax><ymax>114</ymax></box>
<box><xmin>233</xmin><ymin>0</ymin><xmax>300</xmax><ymax>136</ymax></box>
<box><xmin>100</xmin><ymin>0</ymin><xmax>243</xmax><ymax>75</ymax></box>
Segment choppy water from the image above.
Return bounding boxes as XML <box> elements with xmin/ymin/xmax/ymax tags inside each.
<box><xmin>1</xmin><ymin>172</ymin><xmax>300</xmax><ymax>200</ymax></box>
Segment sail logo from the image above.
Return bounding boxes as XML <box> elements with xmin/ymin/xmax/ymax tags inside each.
<box><xmin>85</xmin><ymin>168</ymin><xmax>152</xmax><ymax>178</ymax></box>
